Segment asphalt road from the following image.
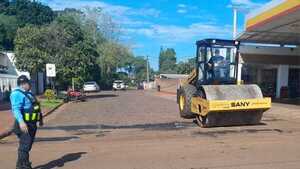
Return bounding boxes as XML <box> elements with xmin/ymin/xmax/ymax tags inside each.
<box><xmin>1</xmin><ymin>90</ymin><xmax>300</xmax><ymax>169</ymax></box>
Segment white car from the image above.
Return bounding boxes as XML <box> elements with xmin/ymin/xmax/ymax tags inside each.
<box><xmin>83</xmin><ymin>81</ymin><xmax>100</xmax><ymax>92</ymax></box>
<box><xmin>113</xmin><ymin>80</ymin><xmax>126</xmax><ymax>90</ymax></box>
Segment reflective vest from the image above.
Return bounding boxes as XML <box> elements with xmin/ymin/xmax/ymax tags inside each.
<box><xmin>23</xmin><ymin>105</ymin><xmax>41</xmax><ymax>122</ymax></box>
<box><xmin>16</xmin><ymin>89</ymin><xmax>41</xmax><ymax>123</ymax></box>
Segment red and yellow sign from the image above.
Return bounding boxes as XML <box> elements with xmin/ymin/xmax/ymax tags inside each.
<box><xmin>246</xmin><ymin>0</ymin><xmax>300</xmax><ymax>31</ymax></box>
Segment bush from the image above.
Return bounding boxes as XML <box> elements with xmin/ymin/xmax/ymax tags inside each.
<box><xmin>44</xmin><ymin>89</ymin><xmax>56</xmax><ymax>100</ymax></box>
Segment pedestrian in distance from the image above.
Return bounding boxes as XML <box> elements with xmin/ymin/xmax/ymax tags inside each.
<box><xmin>10</xmin><ymin>75</ymin><xmax>43</xmax><ymax>169</ymax></box>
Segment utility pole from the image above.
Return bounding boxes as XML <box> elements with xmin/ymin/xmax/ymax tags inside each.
<box><xmin>146</xmin><ymin>56</ymin><xmax>150</xmax><ymax>83</ymax></box>
<box><xmin>72</xmin><ymin>78</ymin><xmax>75</xmax><ymax>91</ymax></box>
<box><xmin>233</xmin><ymin>8</ymin><xmax>238</xmax><ymax>39</ymax></box>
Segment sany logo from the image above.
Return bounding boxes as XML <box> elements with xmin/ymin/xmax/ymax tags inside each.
<box><xmin>231</xmin><ymin>102</ymin><xmax>250</xmax><ymax>107</ymax></box>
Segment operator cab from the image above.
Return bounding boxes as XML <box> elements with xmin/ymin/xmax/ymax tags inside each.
<box><xmin>196</xmin><ymin>39</ymin><xmax>240</xmax><ymax>85</ymax></box>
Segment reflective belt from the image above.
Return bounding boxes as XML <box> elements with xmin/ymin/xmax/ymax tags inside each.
<box><xmin>23</xmin><ymin>113</ymin><xmax>39</xmax><ymax>122</ymax></box>
<box><xmin>32</xmin><ymin>113</ymin><xmax>37</xmax><ymax>121</ymax></box>
<box><xmin>24</xmin><ymin>113</ymin><xmax>30</xmax><ymax>121</ymax></box>
<box><xmin>34</xmin><ymin>105</ymin><xmax>39</xmax><ymax>111</ymax></box>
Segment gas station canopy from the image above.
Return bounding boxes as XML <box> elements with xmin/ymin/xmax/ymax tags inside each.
<box><xmin>238</xmin><ymin>0</ymin><xmax>300</xmax><ymax>45</ymax></box>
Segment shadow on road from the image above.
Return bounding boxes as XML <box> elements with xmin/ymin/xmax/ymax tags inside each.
<box><xmin>193</xmin><ymin>128</ymin><xmax>285</xmax><ymax>138</ymax></box>
<box><xmin>273</xmin><ymin>98</ymin><xmax>300</xmax><ymax>105</ymax></box>
<box><xmin>85</xmin><ymin>93</ymin><xmax>118</xmax><ymax>100</ymax></box>
<box><xmin>33</xmin><ymin>152</ymin><xmax>87</xmax><ymax>169</ymax></box>
<box><xmin>40</xmin><ymin>122</ymin><xmax>195</xmax><ymax>131</ymax></box>
<box><xmin>35</xmin><ymin>136</ymin><xmax>80</xmax><ymax>142</ymax></box>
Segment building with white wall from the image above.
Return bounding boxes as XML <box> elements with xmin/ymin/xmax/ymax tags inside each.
<box><xmin>0</xmin><ymin>52</ymin><xmax>21</xmax><ymax>92</ymax></box>
<box><xmin>0</xmin><ymin>52</ymin><xmax>45</xmax><ymax>100</ymax></box>
<box><xmin>238</xmin><ymin>0</ymin><xmax>300</xmax><ymax>99</ymax></box>
<box><xmin>240</xmin><ymin>45</ymin><xmax>300</xmax><ymax>98</ymax></box>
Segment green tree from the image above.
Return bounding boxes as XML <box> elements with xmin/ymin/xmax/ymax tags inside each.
<box><xmin>46</xmin><ymin>14</ymin><xmax>99</xmax><ymax>88</ymax></box>
<box><xmin>176</xmin><ymin>58</ymin><xmax>195</xmax><ymax>74</ymax></box>
<box><xmin>14</xmin><ymin>25</ymin><xmax>49</xmax><ymax>73</ymax></box>
<box><xmin>159</xmin><ymin>47</ymin><xmax>177</xmax><ymax>74</ymax></box>
<box><xmin>0</xmin><ymin>0</ymin><xmax>9</xmax><ymax>13</ymax></box>
<box><xmin>0</xmin><ymin>14</ymin><xmax>18</xmax><ymax>50</ymax></box>
<box><xmin>132</xmin><ymin>56</ymin><xmax>155</xmax><ymax>83</ymax></box>
<box><xmin>14</xmin><ymin>6</ymin><xmax>139</xmax><ymax>90</ymax></box>
<box><xmin>5</xmin><ymin>0</ymin><xmax>55</xmax><ymax>25</ymax></box>
<box><xmin>96</xmin><ymin>41</ymin><xmax>134</xmax><ymax>88</ymax></box>
<box><xmin>14</xmin><ymin>13</ymin><xmax>99</xmax><ymax>89</ymax></box>
<box><xmin>0</xmin><ymin>0</ymin><xmax>55</xmax><ymax>50</ymax></box>
<box><xmin>133</xmin><ymin>56</ymin><xmax>147</xmax><ymax>82</ymax></box>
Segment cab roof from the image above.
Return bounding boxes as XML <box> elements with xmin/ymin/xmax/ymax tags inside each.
<box><xmin>196</xmin><ymin>39</ymin><xmax>239</xmax><ymax>47</ymax></box>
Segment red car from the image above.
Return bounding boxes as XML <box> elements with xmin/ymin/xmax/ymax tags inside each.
<box><xmin>66</xmin><ymin>88</ymin><xmax>86</xmax><ymax>102</ymax></box>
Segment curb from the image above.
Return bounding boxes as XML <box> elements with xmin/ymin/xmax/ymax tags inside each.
<box><xmin>42</xmin><ymin>102</ymin><xmax>64</xmax><ymax>118</ymax></box>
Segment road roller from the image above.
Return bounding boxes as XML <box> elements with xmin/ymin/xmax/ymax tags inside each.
<box><xmin>177</xmin><ymin>39</ymin><xmax>271</xmax><ymax>127</ymax></box>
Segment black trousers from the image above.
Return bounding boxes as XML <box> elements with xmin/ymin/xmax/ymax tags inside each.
<box><xmin>14</xmin><ymin>121</ymin><xmax>37</xmax><ymax>165</ymax></box>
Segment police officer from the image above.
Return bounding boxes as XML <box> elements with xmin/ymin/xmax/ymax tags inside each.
<box><xmin>10</xmin><ymin>75</ymin><xmax>43</xmax><ymax>169</ymax></box>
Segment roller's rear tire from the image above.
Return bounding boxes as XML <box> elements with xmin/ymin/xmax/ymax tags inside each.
<box><xmin>178</xmin><ymin>84</ymin><xmax>197</xmax><ymax>119</ymax></box>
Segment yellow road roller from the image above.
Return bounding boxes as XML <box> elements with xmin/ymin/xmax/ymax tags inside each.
<box><xmin>177</xmin><ymin>39</ymin><xmax>271</xmax><ymax>127</ymax></box>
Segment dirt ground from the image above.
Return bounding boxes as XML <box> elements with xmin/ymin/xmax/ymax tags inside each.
<box><xmin>1</xmin><ymin>90</ymin><xmax>300</xmax><ymax>169</ymax></box>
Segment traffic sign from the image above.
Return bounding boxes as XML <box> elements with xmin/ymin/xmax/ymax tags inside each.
<box><xmin>46</xmin><ymin>64</ymin><xmax>56</xmax><ymax>77</ymax></box>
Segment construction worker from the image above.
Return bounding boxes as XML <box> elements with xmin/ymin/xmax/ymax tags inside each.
<box><xmin>208</xmin><ymin>49</ymin><xmax>225</xmax><ymax>64</ymax></box>
<box><xmin>10</xmin><ymin>75</ymin><xmax>43</xmax><ymax>169</ymax></box>
<box><xmin>207</xmin><ymin>49</ymin><xmax>228</xmax><ymax>79</ymax></box>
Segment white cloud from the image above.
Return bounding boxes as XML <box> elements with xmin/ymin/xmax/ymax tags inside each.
<box><xmin>42</xmin><ymin>0</ymin><xmax>162</xmax><ymax>34</ymax></box>
<box><xmin>177</xmin><ymin>9</ymin><xmax>187</xmax><ymax>14</ymax></box>
<box><xmin>129</xmin><ymin>8</ymin><xmax>161</xmax><ymax>18</ymax></box>
<box><xmin>42</xmin><ymin>0</ymin><xmax>160</xmax><ymax>19</ymax></box>
<box><xmin>229</xmin><ymin>0</ymin><xmax>263</xmax><ymax>10</ymax></box>
<box><xmin>177</xmin><ymin>3</ymin><xmax>188</xmax><ymax>14</ymax></box>
<box><xmin>120</xmin><ymin>19</ymin><xmax>152</xmax><ymax>27</ymax></box>
<box><xmin>128</xmin><ymin>23</ymin><xmax>232</xmax><ymax>42</ymax></box>
<box><xmin>126</xmin><ymin>28</ymin><xmax>155</xmax><ymax>37</ymax></box>
<box><xmin>43</xmin><ymin>0</ymin><xmax>126</xmax><ymax>12</ymax></box>
<box><xmin>177</xmin><ymin>4</ymin><xmax>187</xmax><ymax>8</ymax></box>
<box><xmin>130</xmin><ymin>43</ymin><xmax>145</xmax><ymax>49</ymax></box>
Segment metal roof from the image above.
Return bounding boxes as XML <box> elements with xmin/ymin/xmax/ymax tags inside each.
<box><xmin>196</xmin><ymin>39</ymin><xmax>238</xmax><ymax>46</ymax></box>
<box><xmin>238</xmin><ymin>0</ymin><xmax>300</xmax><ymax>45</ymax></box>
<box><xmin>159</xmin><ymin>74</ymin><xmax>189</xmax><ymax>79</ymax></box>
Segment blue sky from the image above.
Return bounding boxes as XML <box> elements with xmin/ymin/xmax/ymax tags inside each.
<box><xmin>41</xmin><ymin>0</ymin><xmax>271</xmax><ymax>70</ymax></box>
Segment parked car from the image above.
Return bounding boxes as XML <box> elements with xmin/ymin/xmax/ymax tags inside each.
<box><xmin>113</xmin><ymin>80</ymin><xmax>126</xmax><ymax>90</ymax></box>
<box><xmin>66</xmin><ymin>88</ymin><xmax>86</xmax><ymax>102</ymax></box>
<box><xmin>83</xmin><ymin>81</ymin><xmax>100</xmax><ymax>92</ymax></box>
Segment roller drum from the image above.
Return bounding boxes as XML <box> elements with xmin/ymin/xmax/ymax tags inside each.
<box><xmin>200</xmin><ymin>85</ymin><xmax>265</xmax><ymax>127</ymax></box>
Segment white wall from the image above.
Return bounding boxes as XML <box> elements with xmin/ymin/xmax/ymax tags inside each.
<box><xmin>0</xmin><ymin>52</ymin><xmax>32</xmax><ymax>100</ymax></box>
<box><xmin>0</xmin><ymin>74</ymin><xmax>18</xmax><ymax>91</ymax></box>
<box><xmin>0</xmin><ymin>52</ymin><xmax>19</xmax><ymax>94</ymax></box>
<box><xmin>240</xmin><ymin>45</ymin><xmax>300</xmax><ymax>98</ymax></box>
<box><xmin>276</xmin><ymin>65</ymin><xmax>289</xmax><ymax>98</ymax></box>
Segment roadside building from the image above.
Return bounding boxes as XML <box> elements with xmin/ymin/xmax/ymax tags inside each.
<box><xmin>0</xmin><ymin>52</ymin><xmax>45</xmax><ymax>100</ymax></box>
<box><xmin>238</xmin><ymin>0</ymin><xmax>300</xmax><ymax>99</ymax></box>
<box><xmin>0</xmin><ymin>52</ymin><xmax>21</xmax><ymax>100</ymax></box>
